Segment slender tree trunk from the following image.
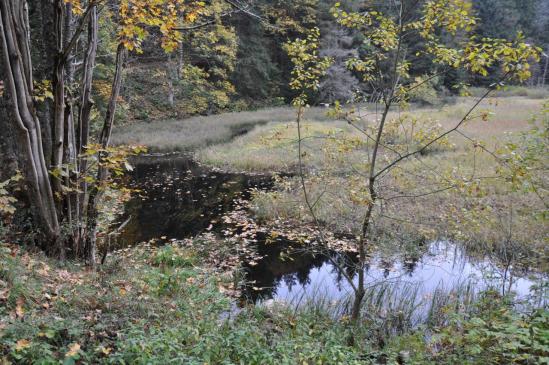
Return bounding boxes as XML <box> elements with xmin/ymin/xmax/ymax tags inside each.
<box><xmin>350</xmin><ymin>103</ymin><xmax>391</xmax><ymax>322</ymax></box>
<box><xmin>60</xmin><ymin>2</ymin><xmax>78</xmax><ymax>256</ymax></box>
<box><xmin>51</xmin><ymin>0</ymin><xmax>65</xmax><ymax>204</ymax></box>
<box><xmin>77</xmin><ymin>6</ymin><xmax>97</xmax><ymax>154</ymax></box>
<box><xmin>76</xmin><ymin>5</ymin><xmax>97</xmax><ymax>257</ymax></box>
<box><xmin>541</xmin><ymin>52</ymin><xmax>548</xmax><ymax>87</ymax></box>
<box><xmin>85</xmin><ymin>43</ymin><xmax>126</xmax><ymax>267</ymax></box>
<box><xmin>167</xmin><ymin>76</ymin><xmax>175</xmax><ymax>107</ymax></box>
<box><xmin>99</xmin><ymin>44</ymin><xmax>126</xmax><ymax>147</ymax></box>
<box><xmin>63</xmin><ymin>93</ymin><xmax>78</xmax><ymax>252</ymax></box>
<box><xmin>0</xmin><ymin>0</ymin><xmax>60</xmax><ymax>247</ymax></box>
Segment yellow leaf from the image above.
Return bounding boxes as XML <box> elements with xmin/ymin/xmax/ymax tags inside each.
<box><xmin>66</xmin><ymin>343</ymin><xmax>81</xmax><ymax>357</ymax></box>
<box><xmin>15</xmin><ymin>339</ymin><xmax>30</xmax><ymax>351</ymax></box>
<box><xmin>15</xmin><ymin>297</ymin><xmax>25</xmax><ymax>318</ymax></box>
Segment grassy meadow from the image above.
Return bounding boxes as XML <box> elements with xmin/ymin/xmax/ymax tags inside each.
<box><xmin>194</xmin><ymin>97</ymin><xmax>548</xmax><ymax>269</ymax></box>
<box><xmin>196</xmin><ymin>97</ymin><xmax>544</xmax><ymax>172</ymax></box>
<box><xmin>111</xmin><ymin>106</ymin><xmax>336</xmax><ymax>152</ymax></box>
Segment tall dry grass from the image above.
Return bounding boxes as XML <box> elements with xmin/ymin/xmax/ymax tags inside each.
<box><xmin>197</xmin><ymin>97</ymin><xmax>545</xmax><ymax>172</ymax></box>
<box><xmin>112</xmin><ymin>106</ymin><xmax>337</xmax><ymax>152</ymax></box>
<box><xmin>197</xmin><ymin>97</ymin><xmax>547</xmax><ymax>264</ymax></box>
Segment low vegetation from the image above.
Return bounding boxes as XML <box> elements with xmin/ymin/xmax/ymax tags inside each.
<box><xmin>111</xmin><ymin>106</ymin><xmax>338</xmax><ymax>152</ymax></box>
<box><xmin>197</xmin><ymin>97</ymin><xmax>543</xmax><ymax>172</ymax></box>
<box><xmin>1</xmin><ymin>243</ymin><xmax>547</xmax><ymax>364</ymax></box>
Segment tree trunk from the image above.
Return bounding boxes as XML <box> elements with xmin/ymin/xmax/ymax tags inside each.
<box><xmin>84</xmin><ymin>43</ymin><xmax>126</xmax><ymax>267</ymax></box>
<box><xmin>76</xmin><ymin>5</ymin><xmax>97</xmax><ymax>257</ymax></box>
<box><xmin>0</xmin><ymin>0</ymin><xmax>60</xmax><ymax>247</ymax></box>
<box><xmin>63</xmin><ymin>93</ymin><xmax>78</xmax><ymax>253</ymax></box>
<box><xmin>99</xmin><ymin>43</ymin><xmax>126</xmax><ymax>147</ymax></box>
<box><xmin>167</xmin><ymin>77</ymin><xmax>174</xmax><ymax>107</ymax></box>
<box><xmin>0</xmin><ymin>73</ymin><xmax>18</xmax><ymax>182</ymax></box>
<box><xmin>51</xmin><ymin>0</ymin><xmax>65</xmax><ymax>203</ymax></box>
<box><xmin>541</xmin><ymin>51</ymin><xmax>548</xmax><ymax>87</ymax></box>
<box><xmin>34</xmin><ymin>0</ymin><xmax>57</xmax><ymax>169</ymax></box>
<box><xmin>77</xmin><ymin>5</ymin><xmax>97</xmax><ymax>155</ymax></box>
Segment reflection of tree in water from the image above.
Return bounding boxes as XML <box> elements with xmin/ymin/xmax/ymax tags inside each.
<box><xmin>244</xmin><ymin>243</ymin><xmax>359</xmax><ymax>302</ymax></box>
<box><xmin>402</xmin><ymin>258</ymin><xmax>418</xmax><ymax>275</ymax></box>
<box><xmin>244</xmin><ymin>243</ymin><xmax>322</xmax><ymax>301</ymax></box>
<box><xmin>243</xmin><ymin>239</ymin><xmax>440</xmax><ymax>302</ymax></box>
<box><xmin>280</xmin><ymin>257</ymin><xmax>326</xmax><ymax>293</ymax></box>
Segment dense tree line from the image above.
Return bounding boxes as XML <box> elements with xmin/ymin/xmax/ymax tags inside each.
<box><xmin>120</xmin><ymin>0</ymin><xmax>549</xmax><ymax>120</ymax></box>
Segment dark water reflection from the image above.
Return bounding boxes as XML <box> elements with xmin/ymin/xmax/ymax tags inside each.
<box><xmin>243</xmin><ymin>239</ymin><xmax>547</xmax><ymax>307</ymax></box>
<box><xmin>120</xmin><ymin>155</ymin><xmax>547</xmax><ymax>308</ymax></box>
<box><xmin>119</xmin><ymin>154</ymin><xmax>272</xmax><ymax>247</ymax></box>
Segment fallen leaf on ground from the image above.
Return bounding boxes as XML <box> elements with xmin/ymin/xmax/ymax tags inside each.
<box><xmin>15</xmin><ymin>339</ymin><xmax>30</xmax><ymax>351</ymax></box>
<box><xmin>66</xmin><ymin>343</ymin><xmax>81</xmax><ymax>357</ymax></box>
<box><xmin>15</xmin><ymin>297</ymin><xmax>25</xmax><ymax>318</ymax></box>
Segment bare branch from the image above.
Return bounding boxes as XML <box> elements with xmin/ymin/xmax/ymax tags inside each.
<box><xmin>373</xmin><ymin>80</ymin><xmax>507</xmax><ymax>180</ymax></box>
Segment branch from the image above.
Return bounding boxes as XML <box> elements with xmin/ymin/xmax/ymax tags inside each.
<box><xmin>295</xmin><ymin>105</ymin><xmax>358</xmax><ymax>293</ymax></box>
<box><xmin>224</xmin><ymin>0</ymin><xmax>264</xmax><ymax>22</ymax></box>
<box><xmin>373</xmin><ymin>79</ymin><xmax>507</xmax><ymax>180</ymax></box>
<box><xmin>60</xmin><ymin>1</ymin><xmax>100</xmax><ymax>65</ymax></box>
<box><xmin>394</xmin><ymin>68</ymin><xmax>452</xmax><ymax>100</ymax></box>
<box><xmin>345</xmin><ymin>116</ymin><xmax>403</xmax><ymax>158</ymax></box>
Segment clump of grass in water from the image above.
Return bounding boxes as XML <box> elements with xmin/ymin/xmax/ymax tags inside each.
<box><xmin>276</xmin><ymin>278</ymin><xmax>483</xmax><ymax>339</ymax></box>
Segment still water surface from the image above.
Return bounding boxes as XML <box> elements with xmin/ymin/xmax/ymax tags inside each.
<box><xmin>119</xmin><ymin>154</ymin><xmax>546</xmax><ymax>308</ymax></box>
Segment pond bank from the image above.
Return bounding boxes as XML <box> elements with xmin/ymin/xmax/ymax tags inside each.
<box><xmin>3</xmin><ymin>240</ymin><xmax>546</xmax><ymax>364</ymax></box>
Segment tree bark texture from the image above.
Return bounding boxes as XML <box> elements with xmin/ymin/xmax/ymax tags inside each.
<box><xmin>0</xmin><ymin>0</ymin><xmax>60</xmax><ymax>245</ymax></box>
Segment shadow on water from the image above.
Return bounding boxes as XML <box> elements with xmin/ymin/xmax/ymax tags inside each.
<box><xmin>120</xmin><ymin>154</ymin><xmax>547</xmax><ymax>310</ymax></box>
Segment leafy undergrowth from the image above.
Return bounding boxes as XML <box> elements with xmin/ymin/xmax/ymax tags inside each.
<box><xmin>1</xmin><ymin>243</ymin><xmax>547</xmax><ymax>364</ymax></box>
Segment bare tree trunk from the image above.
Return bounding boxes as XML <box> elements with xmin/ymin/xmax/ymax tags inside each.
<box><xmin>63</xmin><ymin>93</ymin><xmax>78</xmax><ymax>253</ymax></box>
<box><xmin>85</xmin><ymin>43</ymin><xmax>126</xmax><ymax>267</ymax></box>
<box><xmin>76</xmin><ymin>5</ymin><xmax>98</xmax><ymax>257</ymax></box>
<box><xmin>34</xmin><ymin>0</ymin><xmax>56</xmax><ymax>169</ymax></box>
<box><xmin>350</xmin><ymin>102</ymin><xmax>391</xmax><ymax>321</ymax></box>
<box><xmin>0</xmin><ymin>0</ymin><xmax>60</xmax><ymax>247</ymax></box>
<box><xmin>77</xmin><ymin>6</ymin><xmax>97</xmax><ymax>154</ymax></box>
<box><xmin>51</xmin><ymin>0</ymin><xmax>65</xmax><ymax>203</ymax></box>
<box><xmin>167</xmin><ymin>76</ymin><xmax>175</xmax><ymax>107</ymax></box>
<box><xmin>0</xmin><ymin>87</ymin><xmax>18</xmax><ymax>182</ymax></box>
<box><xmin>99</xmin><ymin>43</ymin><xmax>126</xmax><ymax>148</ymax></box>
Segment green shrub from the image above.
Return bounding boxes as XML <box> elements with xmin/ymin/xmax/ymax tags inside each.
<box><xmin>151</xmin><ymin>245</ymin><xmax>197</xmax><ymax>268</ymax></box>
<box><xmin>430</xmin><ymin>292</ymin><xmax>549</xmax><ymax>365</ymax></box>
<box><xmin>407</xmin><ymin>76</ymin><xmax>442</xmax><ymax>106</ymax></box>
